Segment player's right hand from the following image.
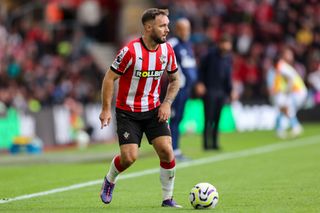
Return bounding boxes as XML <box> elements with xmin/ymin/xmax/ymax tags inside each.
<box><xmin>99</xmin><ymin>110</ymin><xmax>112</xmax><ymax>129</ymax></box>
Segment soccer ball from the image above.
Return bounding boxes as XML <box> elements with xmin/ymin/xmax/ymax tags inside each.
<box><xmin>189</xmin><ymin>182</ymin><xmax>219</xmax><ymax>209</ymax></box>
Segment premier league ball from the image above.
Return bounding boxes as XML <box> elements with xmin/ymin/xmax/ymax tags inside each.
<box><xmin>189</xmin><ymin>182</ymin><xmax>219</xmax><ymax>209</ymax></box>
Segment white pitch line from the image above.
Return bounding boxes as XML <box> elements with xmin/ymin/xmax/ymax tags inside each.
<box><xmin>1</xmin><ymin>134</ymin><xmax>320</xmax><ymax>204</ymax></box>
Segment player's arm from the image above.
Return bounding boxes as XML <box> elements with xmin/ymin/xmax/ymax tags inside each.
<box><xmin>164</xmin><ymin>71</ymin><xmax>180</xmax><ymax>105</ymax></box>
<box><xmin>99</xmin><ymin>69</ymin><xmax>120</xmax><ymax>128</ymax></box>
<box><xmin>158</xmin><ymin>71</ymin><xmax>180</xmax><ymax>122</ymax></box>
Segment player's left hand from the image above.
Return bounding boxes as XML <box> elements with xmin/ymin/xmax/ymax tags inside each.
<box><xmin>158</xmin><ymin>102</ymin><xmax>171</xmax><ymax>122</ymax></box>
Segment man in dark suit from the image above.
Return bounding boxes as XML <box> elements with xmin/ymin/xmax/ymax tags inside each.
<box><xmin>195</xmin><ymin>35</ymin><xmax>233</xmax><ymax>150</ymax></box>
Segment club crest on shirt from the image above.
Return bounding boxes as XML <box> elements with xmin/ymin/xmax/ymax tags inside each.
<box><xmin>159</xmin><ymin>54</ymin><xmax>166</xmax><ymax>65</ymax></box>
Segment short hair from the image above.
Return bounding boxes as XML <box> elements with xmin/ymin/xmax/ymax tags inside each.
<box><xmin>141</xmin><ymin>8</ymin><xmax>169</xmax><ymax>25</ymax></box>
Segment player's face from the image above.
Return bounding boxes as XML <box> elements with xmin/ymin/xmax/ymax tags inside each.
<box><xmin>283</xmin><ymin>49</ymin><xmax>294</xmax><ymax>63</ymax></box>
<box><xmin>150</xmin><ymin>15</ymin><xmax>170</xmax><ymax>44</ymax></box>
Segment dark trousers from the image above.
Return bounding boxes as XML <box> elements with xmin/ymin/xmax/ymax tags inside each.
<box><xmin>170</xmin><ymin>88</ymin><xmax>189</xmax><ymax>151</ymax></box>
<box><xmin>203</xmin><ymin>91</ymin><xmax>225</xmax><ymax>150</ymax></box>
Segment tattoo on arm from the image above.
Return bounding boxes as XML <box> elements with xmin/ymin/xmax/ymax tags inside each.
<box><xmin>163</xmin><ymin>72</ymin><xmax>180</xmax><ymax>105</ymax></box>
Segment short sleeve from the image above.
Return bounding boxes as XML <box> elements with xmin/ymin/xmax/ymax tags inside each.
<box><xmin>166</xmin><ymin>43</ymin><xmax>178</xmax><ymax>74</ymax></box>
<box><xmin>111</xmin><ymin>46</ymin><xmax>133</xmax><ymax>75</ymax></box>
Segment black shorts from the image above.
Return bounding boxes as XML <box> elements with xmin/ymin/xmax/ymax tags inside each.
<box><xmin>115</xmin><ymin>107</ymin><xmax>171</xmax><ymax>147</ymax></box>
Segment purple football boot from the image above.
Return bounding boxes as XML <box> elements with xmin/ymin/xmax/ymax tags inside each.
<box><xmin>161</xmin><ymin>198</ymin><xmax>182</xmax><ymax>208</ymax></box>
<box><xmin>100</xmin><ymin>177</ymin><xmax>115</xmax><ymax>204</ymax></box>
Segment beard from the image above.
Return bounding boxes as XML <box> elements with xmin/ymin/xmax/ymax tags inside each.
<box><xmin>151</xmin><ymin>31</ymin><xmax>166</xmax><ymax>44</ymax></box>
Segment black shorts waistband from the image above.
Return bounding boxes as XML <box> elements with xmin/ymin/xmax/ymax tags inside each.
<box><xmin>115</xmin><ymin>107</ymin><xmax>159</xmax><ymax>121</ymax></box>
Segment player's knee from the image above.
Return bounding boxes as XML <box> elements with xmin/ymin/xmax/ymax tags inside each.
<box><xmin>121</xmin><ymin>154</ymin><xmax>137</xmax><ymax>168</ymax></box>
<box><xmin>158</xmin><ymin>146</ymin><xmax>174</xmax><ymax>162</ymax></box>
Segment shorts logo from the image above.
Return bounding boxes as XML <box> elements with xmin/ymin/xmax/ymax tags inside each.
<box><xmin>123</xmin><ymin>131</ymin><xmax>130</xmax><ymax>139</ymax></box>
<box><xmin>135</xmin><ymin>70</ymin><xmax>164</xmax><ymax>79</ymax></box>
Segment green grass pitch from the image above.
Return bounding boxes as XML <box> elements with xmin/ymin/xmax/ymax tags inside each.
<box><xmin>1</xmin><ymin>123</ymin><xmax>320</xmax><ymax>212</ymax></box>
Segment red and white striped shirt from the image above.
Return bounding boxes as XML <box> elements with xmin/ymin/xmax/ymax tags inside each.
<box><xmin>110</xmin><ymin>38</ymin><xmax>178</xmax><ymax>112</ymax></box>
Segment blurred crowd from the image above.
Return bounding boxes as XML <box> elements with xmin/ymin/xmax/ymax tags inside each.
<box><xmin>0</xmin><ymin>0</ymin><xmax>120</xmax><ymax>112</ymax></box>
<box><xmin>1</xmin><ymin>0</ymin><xmax>320</xmax><ymax>113</ymax></box>
<box><xmin>156</xmin><ymin>0</ymin><xmax>320</xmax><ymax>105</ymax></box>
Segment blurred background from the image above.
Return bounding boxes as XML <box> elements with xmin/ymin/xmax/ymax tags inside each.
<box><xmin>0</xmin><ymin>0</ymin><xmax>320</xmax><ymax>154</ymax></box>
